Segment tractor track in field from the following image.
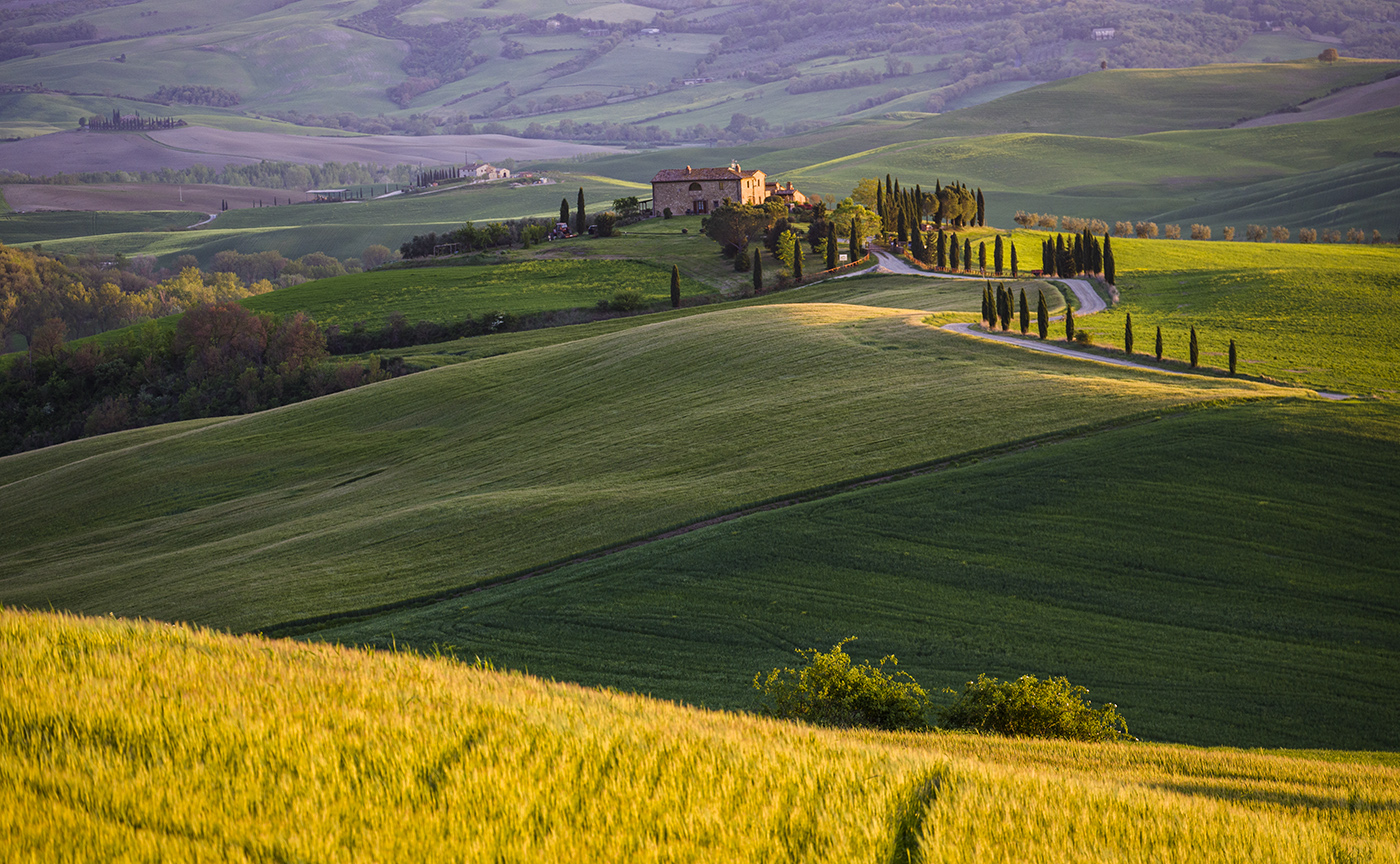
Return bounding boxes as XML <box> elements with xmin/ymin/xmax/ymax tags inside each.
<box><xmin>260</xmin><ymin>405</ymin><xmax>1242</xmax><ymax>639</ymax></box>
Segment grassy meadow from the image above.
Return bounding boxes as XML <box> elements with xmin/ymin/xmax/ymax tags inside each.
<box><xmin>0</xmin><ymin>291</ymin><xmax>1288</xmax><ymax>634</ymax></box>
<box><xmin>314</xmin><ymin>399</ymin><xmax>1400</xmax><ymax>750</ymax></box>
<box><xmin>1005</xmin><ymin>234</ymin><xmax>1400</xmax><ymax>398</ymax></box>
<box><xmin>244</xmin><ymin>259</ymin><xmax>712</xmax><ymax>326</ymax></box>
<box><xmin>4</xmin><ymin>608</ymin><xmax>1399</xmax><ymax>862</ymax></box>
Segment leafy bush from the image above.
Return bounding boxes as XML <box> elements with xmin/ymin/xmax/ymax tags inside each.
<box><xmin>753</xmin><ymin>638</ymin><xmax>932</xmax><ymax>731</ymax></box>
<box><xmin>940</xmin><ymin>674</ymin><xmax>1133</xmax><ymax>742</ymax></box>
<box><xmin>607</xmin><ymin>287</ymin><xmax>648</xmax><ymax>311</ymax></box>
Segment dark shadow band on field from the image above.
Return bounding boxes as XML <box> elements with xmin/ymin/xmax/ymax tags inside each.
<box><xmin>257</xmin><ymin>396</ymin><xmax>1294</xmax><ymax>641</ymax></box>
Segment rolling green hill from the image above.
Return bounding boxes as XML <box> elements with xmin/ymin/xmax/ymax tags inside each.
<box><xmin>310</xmin><ymin>398</ymin><xmax>1400</xmax><ymax>750</ymax></box>
<box><xmin>0</xmin><ymin>290</ymin><xmax>1285</xmax><ymax>633</ymax></box>
<box><xmin>8</xmin><ymin>608</ymin><xmax>1398</xmax><ymax>862</ymax></box>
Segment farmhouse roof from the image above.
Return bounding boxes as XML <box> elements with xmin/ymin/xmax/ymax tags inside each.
<box><xmin>652</xmin><ymin>165</ymin><xmax>763</xmax><ymax>182</ymax></box>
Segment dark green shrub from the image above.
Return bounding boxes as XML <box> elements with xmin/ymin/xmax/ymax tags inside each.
<box><xmin>608</xmin><ymin>286</ymin><xmax>647</xmax><ymax>311</ymax></box>
<box><xmin>753</xmin><ymin>638</ymin><xmax>932</xmax><ymax>731</ymax></box>
<box><xmin>594</xmin><ymin>211</ymin><xmax>617</xmax><ymax>238</ymax></box>
<box><xmin>940</xmin><ymin>674</ymin><xmax>1134</xmax><ymax>742</ymax></box>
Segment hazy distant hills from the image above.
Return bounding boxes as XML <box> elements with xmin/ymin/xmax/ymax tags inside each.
<box><xmin>2</xmin><ymin>0</ymin><xmax>1397</xmax><ymax>141</ymax></box>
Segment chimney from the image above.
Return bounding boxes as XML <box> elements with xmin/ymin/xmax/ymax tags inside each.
<box><xmin>685</xmin><ymin>165</ymin><xmax>691</xmax><ymax>173</ymax></box>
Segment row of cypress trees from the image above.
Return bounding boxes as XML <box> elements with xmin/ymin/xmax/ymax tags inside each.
<box><xmin>876</xmin><ymin>174</ymin><xmax>985</xmax><ymax>241</ymax></box>
<box><xmin>979</xmin><ymin>284</ymin><xmax>1239</xmax><ymax>375</ymax></box>
<box><xmin>1040</xmin><ymin>230</ymin><xmax>1116</xmax><ymax>283</ymax></box>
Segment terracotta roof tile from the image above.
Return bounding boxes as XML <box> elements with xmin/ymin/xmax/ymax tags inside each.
<box><xmin>652</xmin><ymin>167</ymin><xmax>764</xmax><ymax>182</ymax></box>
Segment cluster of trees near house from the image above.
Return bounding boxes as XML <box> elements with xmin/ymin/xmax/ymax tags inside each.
<box><xmin>81</xmin><ymin>110</ymin><xmax>185</xmax><ymax>132</ymax></box>
<box><xmin>0</xmin><ymin>302</ymin><xmax>406</xmax><ymax>455</ymax></box>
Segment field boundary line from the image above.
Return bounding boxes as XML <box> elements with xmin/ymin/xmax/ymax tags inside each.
<box><xmin>258</xmin><ymin>399</ymin><xmax>1284</xmax><ymax>638</ymax></box>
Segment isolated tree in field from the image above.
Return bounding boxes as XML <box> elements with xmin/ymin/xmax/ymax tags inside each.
<box><xmin>1124</xmin><ymin>312</ymin><xmax>1134</xmax><ymax>355</ymax></box>
<box><xmin>793</xmin><ymin>242</ymin><xmax>803</xmax><ymax>281</ymax></box>
<box><xmin>994</xmin><ymin>235</ymin><xmax>1004</xmax><ymax>275</ymax></box>
<box><xmin>575</xmin><ymin>187</ymin><xmax>586</xmax><ymax>235</ymax></box>
<box><xmin>827</xmin><ymin>223</ymin><xmax>838</xmax><ymax>269</ymax></box>
<box><xmin>949</xmin><ymin>234</ymin><xmax>960</xmax><ymax>270</ymax></box>
<box><xmin>963</xmin><ymin>238</ymin><xmax>972</xmax><ymax>272</ymax></box>
<box><xmin>1229</xmin><ymin>338</ymin><xmax>1237</xmax><ymax>374</ymax></box>
<box><xmin>753</xmin><ymin>248</ymin><xmax>763</xmax><ymax>293</ymax></box>
<box><xmin>1065</xmin><ymin>299</ymin><xmax>1075</xmax><ymax>343</ymax></box>
<box><xmin>1103</xmin><ymin>234</ymin><xmax>1115</xmax><ymax>284</ymax></box>
<box><xmin>670</xmin><ymin>265</ymin><xmax>681</xmax><ymax>308</ymax></box>
<box><xmin>1222</xmin><ymin>226</ymin><xmax>1235</xmax><ymax>241</ymax></box>
<box><xmin>1037</xmin><ymin>290</ymin><xmax>1049</xmax><ymax>339</ymax></box>
<box><xmin>1189</xmin><ymin>326</ymin><xmax>1199</xmax><ymax>368</ymax></box>
<box><xmin>560</xmin><ymin>198</ymin><xmax>569</xmax><ymax>227</ymax></box>
<box><xmin>1318</xmin><ymin>47</ymin><xmax>1338</xmax><ymax>62</ymax></box>
<box><xmin>1018</xmin><ymin>288</ymin><xmax>1029</xmax><ymax>334</ymax></box>
<box><xmin>1155</xmin><ymin>326</ymin><xmax>1163</xmax><ymax>360</ymax></box>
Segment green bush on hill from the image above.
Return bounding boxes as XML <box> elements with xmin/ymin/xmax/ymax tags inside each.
<box><xmin>941</xmin><ymin>674</ymin><xmax>1134</xmax><ymax>742</ymax></box>
<box><xmin>753</xmin><ymin>638</ymin><xmax>932</xmax><ymax>732</ymax></box>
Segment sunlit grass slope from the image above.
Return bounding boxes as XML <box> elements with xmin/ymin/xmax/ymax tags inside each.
<box><xmin>902</xmin><ymin>60</ymin><xmax>1400</xmax><ymax>139</ymax></box>
<box><xmin>320</xmin><ymin>399</ymin><xmax>1400</xmax><ymax>749</ymax></box>
<box><xmin>1025</xmin><ymin>235</ymin><xmax>1400</xmax><ymax>397</ymax></box>
<box><xmin>243</xmin><ymin>260</ymin><xmax>712</xmax><ymax>326</ymax></box>
<box><xmin>4</xmin><ymin>609</ymin><xmax>1398</xmax><ymax>862</ymax></box>
<box><xmin>0</xmin><ymin>300</ymin><xmax>1288</xmax><ymax>633</ymax></box>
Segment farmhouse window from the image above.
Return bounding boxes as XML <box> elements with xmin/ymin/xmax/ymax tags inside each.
<box><xmin>689</xmin><ymin>182</ymin><xmax>703</xmax><ymax>191</ymax></box>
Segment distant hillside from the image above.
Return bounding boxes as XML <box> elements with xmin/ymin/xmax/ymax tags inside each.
<box><xmin>1</xmin><ymin>0</ymin><xmax>1395</xmax><ymax>142</ymax></box>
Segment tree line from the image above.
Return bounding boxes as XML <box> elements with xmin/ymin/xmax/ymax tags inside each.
<box><xmin>0</xmin><ymin>160</ymin><xmax>420</xmax><ymax>190</ymax></box>
<box><xmin>0</xmin><ymin>302</ymin><xmax>407</xmax><ymax>456</ymax></box>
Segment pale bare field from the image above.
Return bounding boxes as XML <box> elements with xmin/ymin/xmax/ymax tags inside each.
<box><xmin>1235</xmin><ymin>74</ymin><xmax>1400</xmax><ymax>127</ymax></box>
<box><xmin>0</xmin><ymin>127</ymin><xmax>618</xmax><ymax>177</ymax></box>
<box><xmin>2</xmin><ymin>183</ymin><xmax>297</xmax><ymax>213</ymax></box>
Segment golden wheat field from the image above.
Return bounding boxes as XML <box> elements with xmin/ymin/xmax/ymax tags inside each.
<box><xmin>2</xmin><ymin>608</ymin><xmax>1396</xmax><ymax>863</ymax></box>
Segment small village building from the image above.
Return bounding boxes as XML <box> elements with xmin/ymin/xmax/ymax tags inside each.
<box><xmin>651</xmin><ymin>162</ymin><xmax>766</xmax><ymax>215</ymax></box>
<box><xmin>765</xmin><ymin>180</ymin><xmax>807</xmax><ymax>207</ymax></box>
<box><xmin>461</xmin><ymin>162</ymin><xmax>511</xmax><ymax>181</ymax></box>
<box><xmin>1092</xmin><ymin>27</ymin><xmax>1116</xmax><ymax>40</ymax></box>
<box><xmin>307</xmin><ymin>188</ymin><xmax>349</xmax><ymax>202</ymax></box>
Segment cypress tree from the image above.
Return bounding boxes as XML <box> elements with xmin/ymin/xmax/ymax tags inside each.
<box><xmin>1055</xmin><ymin>235</ymin><xmax>1065</xmax><ymax>277</ymax></box>
<box><xmin>1010</xmin><ymin>244</ymin><xmax>1019</xmax><ymax>277</ymax></box>
<box><xmin>1189</xmin><ymin>326</ymin><xmax>1199</xmax><ymax>367</ymax></box>
<box><xmin>949</xmin><ymin>234</ymin><xmax>960</xmax><ymax>270</ymax></box>
<box><xmin>979</xmin><ymin>241</ymin><xmax>987</xmax><ymax>274</ymax></box>
<box><xmin>1124</xmin><ymin>312</ymin><xmax>1134</xmax><ymax>355</ymax></box>
<box><xmin>560</xmin><ymin>198</ymin><xmax>570</xmax><ymax>227</ymax></box>
<box><xmin>1155</xmin><ymin>326</ymin><xmax>1163</xmax><ymax>361</ymax></box>
<box><xmin>1090</xmin><ymin>232</ymin><xmax>1102</xmax><ymax>274</ymax></box>
<box><xmin>849</xmin><ymin>219</ymin><xmax>861</xmax><ymax>263</ymax></box>
<box><xmin>1104</xmin><ymin>234</ymin><xmax>1116</xmax><ymax>284</ymax></box>
<box><xmin>1065</xmin><ymin>300</ymin><xmax>1076</xmax><ymax>343</ymax></box>
<box><xmin>793</xmin><ymin>242</ymin><xmax>803</xmax><ymax>281</ymax></box>
<box><xmin>1072</xmin><ymin>233</ymin><xmax>1084</xmax><ymax>276</ymax></box>
<box><xmin>911</xmin><ymin>223</ymin><xmax>926</xmax><ymax>262</ymax></box>
<box><xmin>827</xmin><ymin>222</ymin><xmax>838</xmax><ymax>270</ymax></box>
<box><xmin>976</xmin><ymin>188</ymin><xmax>985</xmax><ymax>227</ymax></box>
<box><xmin>753</xmin><ymin>248</ymin><xmax>763</xmax><ymax>293</ymax></box>
<box><xmin>982</xmin><ymin>284</ymin><xmax>992</xmax><ymax>326</ymax></box>
<box><xmin>994</xmin><ymin>235</ymin><xmax>1004</xmax><ymax>275</ymax></box>
<box><xmin>1229</xmin><ymin>339</ymin><xmax>1237</xmax><ymax>375</ymax></box>
<box><xmin>937</xmin><ymin>230</ymin><xmax>947</xmax><ymax>269</ymax></box>
<box><xmin>999</xmin><ymin>283</ymin><xmax>1011</xmax><ymax>331</ymax></box>
<box><xmin>886</xmin><ymin>173</ymin><xmax>893</xmax><ymax>199</ymax></box>
<box><xmin>1019</xmin><ymin>287</ymin><xmax>1029</xmax><ymax>335</ymax></box>
<box><xmin>876</xmin><ymin>184</ymin><xmax>885</xmax><ymax>222</ymax></box>
<box><xmin>993</xmin><ymin>284</ymin><xmax>1003</xmax><ymax>329</ymax></box>
<box><xmin>963</xmin><ymin>238</ymin><xmax>972</xmax><ymax>272</ymax></box>
<box><xmin>897</xmin><ymin>207</ymin><xmax>907</xmax><ymax>244</ymax></box>
<box><xmin>1037</xmin><ymin>290</ymin><xmax>1049</xmax><ymax>339</ymax></box>
<box><xmin>575</xmin><ymin>187</ymin><xmax>586</xmax><ymax>235</ymax></box>
<box><xmin>671</xmin><ymin>264</ymin><xmax>681</xmax><ymax>308</ymax></box>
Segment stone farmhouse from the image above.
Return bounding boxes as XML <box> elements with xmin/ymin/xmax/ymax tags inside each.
<box><xmin>461</xmin><ymin>162</ymin><xmax>511</xmax><ymax>181</ymax></box>
<box><xmin>650</xmin><ymin>162</ymin><xmax>806</xmax><ymax>215</ymax></box>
